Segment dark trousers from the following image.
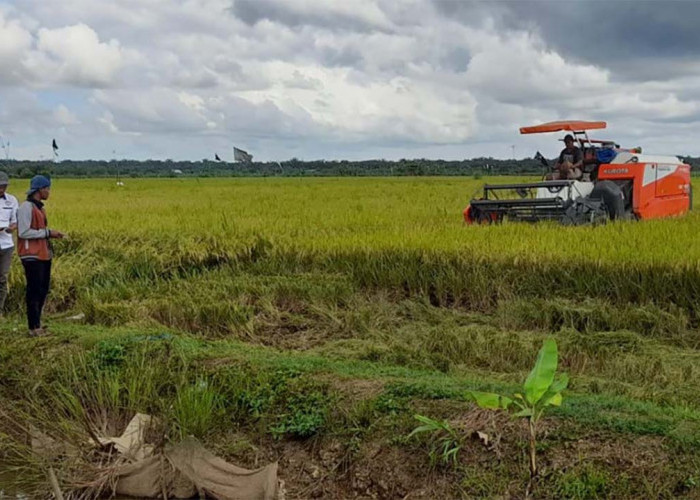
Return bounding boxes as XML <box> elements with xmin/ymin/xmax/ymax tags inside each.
<box><xmin>0</xmin><ymin>246</ymin><xmax>13</xmax><ymax>312</ymax></box>
<box><xmin>22</xmin><ymin>259</ymin><xmax>51</xmax><ymax>330</ymax></box>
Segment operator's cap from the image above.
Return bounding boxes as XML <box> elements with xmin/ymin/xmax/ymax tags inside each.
<box><xmin>27</xmin><ymin>175</ymin><xmax>51</xmax><ymax>195</ymax></box>
<box><xmin>564</xmin><ymin>134</ymin><xmax>574</xmax><ymax>142</ymax></box>
<box><xmin>0</xmin><ymin>172</ymin><xmax>9</xmax><ymax>186</ymax></box>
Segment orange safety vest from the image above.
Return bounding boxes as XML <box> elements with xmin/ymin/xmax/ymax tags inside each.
<box><xmin>18</xmin><ymin>202</ymin><xmax>51</xmax><ymax>260</ymax></box>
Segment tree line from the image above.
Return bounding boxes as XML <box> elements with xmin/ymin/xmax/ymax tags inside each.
<box><xmin>0</xmin><ymin>156</ymin><xmax>697</xmax><ymax>178</ymax></box>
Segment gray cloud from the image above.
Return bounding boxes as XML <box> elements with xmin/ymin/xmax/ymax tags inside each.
<box><xmin>319</xmin><ymin>45</ymin><xmax>364</xmax><ymax>68</ymax></box>
<box><xmin>231</xmin><ymin>0</ymin><xmax>389</xmax><ymax>32</ymax></box>
<box><xmin>440</xmin><ymin>47</ymin><xmax>470</xmax><ymax>73</ymax></box>
<box><xmin>1</xmin><ymin>0</ymin><xmax>700</xmax><ymax>160</ymax></box>
<box><xmin>432</xmin><ymin>0</ymin><xmax>700</xmax><ymax>81</ymax></box>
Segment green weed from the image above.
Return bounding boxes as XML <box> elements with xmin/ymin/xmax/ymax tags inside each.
<box><xmin>552</xmin><ymin>464</ymin><xmax>615</xmax><ymax>499</ymax></box>
<box><xmin>408</xmin><ymin>414</ymin><xmax>463</xmax><ymax>469</ymax></box>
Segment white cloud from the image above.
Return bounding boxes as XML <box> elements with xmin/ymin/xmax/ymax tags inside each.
<box><xmin>98</xmin><ymin>110</ymin><xmax>121</xmax><ymax>134</ymax></box>
<box><xmin>0</xmin><ymin>11</ymin><xmax>34</xmax><ymax>84</ymax></box>
<box><xmin>463</xmin><ymin>29</ymin><xmax>609</xmax><ymax>104</ymax></box>
<box><xmin>34</xmin><ymin>23</ymin><xmax>123</xmax><ymax>86</ymax></box>
<box><xmin>0</xmin><ymin>12</ymin><xmax>32</xmax><ymax>61</ymax></box>
<box><xmin>92</xmin><ymin>88</ymin><xmax>210</xmax><ymax>134</ymax></box>
<box><xmin>285</xmin><ymin>70</ymin><xmax>323</xmax><ymax>90</ymax></box>
<box><xmin>0</xmin><ymin>12</ymin><xmax>125</xmax><ymax>87</ymax></box>
<box><xmin>0</xmin><ymin>0</ymin><xmax>699</xmax><ymax>160</ymax></box>
<box><xmin>53</xmin><ymin>104</ymin><xmax>80</xmax><ymax>126</ymax></box>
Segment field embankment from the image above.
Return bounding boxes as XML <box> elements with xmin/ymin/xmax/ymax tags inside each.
<box><xmin>1</xmin><ymin>177</ymin><xmax>699</xmax><ymax>498</ymax></box>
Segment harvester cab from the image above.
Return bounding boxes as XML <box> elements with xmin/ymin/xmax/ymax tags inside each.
<box><xmin>464</xmin><ymin>120</ymin><xmax>692</xmax><ymax>225</ymax></box>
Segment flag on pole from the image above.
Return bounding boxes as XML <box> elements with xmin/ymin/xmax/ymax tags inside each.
<box><xmin>233</xmin><ymin>147</ymin><xmax>253</xmax><ymax>163</ymax></box>
<box><xmin>215</xmin><ymin>153</ymin><xmax>222</xmax><ymax>161</ymax></box>
<box><xmin>52</xmin><ymin>139</ymin><xmax>59</xmax><ymax>157</ymax></box>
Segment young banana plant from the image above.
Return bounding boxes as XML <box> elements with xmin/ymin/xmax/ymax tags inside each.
<box><xmin>470</xmin><ymin>338</ymin><xmax>568</xmax><ymax>479</ymax></box>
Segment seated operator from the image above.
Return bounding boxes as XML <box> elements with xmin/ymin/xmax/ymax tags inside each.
<box><xmin>548</xmin><ymin>134</ymin><xmax>583</xmax><ymax>180</ymax></box>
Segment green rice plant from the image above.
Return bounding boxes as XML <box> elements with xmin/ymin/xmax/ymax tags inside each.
<box><xmin>173</xmin><ymin>377</ymin><xmax>222</xmax><ymax>438</ymax></box>
<box><xmin>470</xmin><ymin>339</ymin><xmax>568</xmax><ymax>480</ymax></box>
<box><xmin>28</xmin><ymin>338</ymin><xmax>190</xmax><ymax>437</ymax></box>
<box><xmin>408</xmin><ymin>414</ymin><xmax>463</xmax><ymax>469</ymax></box>
<box><xmin>0</xmin><ymin>176</ymin><xmax>694</xmax><ymax>325</ymax></box>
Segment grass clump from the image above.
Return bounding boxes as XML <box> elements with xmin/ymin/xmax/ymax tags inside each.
<box><xmin>551</xmin><ymin>464</ymin><xmax>615</xmax><ymax>499</ymax></box>
<box><xmin>408</xmin><ymin>415</ymin><xmax>463</xmax><ymax>469</ymax></box>
<box><xmin>172</xmin><ymin>378</ymin><xmax>223</xmax><ymax>438</ymax></box>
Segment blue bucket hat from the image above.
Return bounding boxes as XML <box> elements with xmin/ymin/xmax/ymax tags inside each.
<box><xmin>27</xmin><ymin>175</ymin><xmax>51</xmax><ymax>195</ymax></box>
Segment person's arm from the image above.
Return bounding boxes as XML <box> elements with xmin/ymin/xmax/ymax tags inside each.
<box><xmin>571</xmin><ymin>148</ymin><xmax>583</xmax><ymax>169</ymax></box>
<box><xmin>555</xmin><ymin>150</ymin><xmax>565</xmax><ymax>168</ymax></box>
<box><xmin>17</xmin><ymin>203</ymin><xmax>49</xmax><ymax>240</ymax></box>
<box><xmin>7</xmin><ymin>197</ymin><xmax>18</xmax><ymax>233</ymax></box>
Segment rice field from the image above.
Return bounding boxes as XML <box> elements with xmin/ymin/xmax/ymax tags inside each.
<box><xmin>7</xmin><ymin>176</ymin><xmax>695</xmax><ymax>321</ymax></box>
<box><xmin>2</xmin><ymin>176</ymin><xmax>700</xmax><ymax>498</ymax></box>
<box><xmin>48</xmin><ymin>176</ymin><xmax>700</xmax><ymax>263</ymax></box>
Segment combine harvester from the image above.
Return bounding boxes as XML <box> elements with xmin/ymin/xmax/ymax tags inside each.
<box><xmin>464</xmin><ymin>121</ymin><xmax>692</xmax><ymax>225</ymax></box>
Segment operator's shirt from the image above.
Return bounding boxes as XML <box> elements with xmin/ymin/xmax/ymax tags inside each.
<box><xmin>558</xmin><ymin>146</ymin><xmax>582</xmax><ymax>166</ymax></box>
<box><xmin>0</xmin><ymin>193</ymin><xmax>18</xmax><ymax>250</ymax></box>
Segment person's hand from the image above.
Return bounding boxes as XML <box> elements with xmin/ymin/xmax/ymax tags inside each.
<box><xmin>6</xmin><ymin>223</ymin><xmax>16</xmax><ymax>233</ymax></box>
<box><xmin>49</xmin><ymin>230</ymin><xmax>65</xmax><ymax>239</ymax></box>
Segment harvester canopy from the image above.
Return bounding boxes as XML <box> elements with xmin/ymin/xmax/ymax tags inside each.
<box><xmin>519</xmin><ymin>120</ymin><xmax>606</xmax><ymax>134</ymax></box>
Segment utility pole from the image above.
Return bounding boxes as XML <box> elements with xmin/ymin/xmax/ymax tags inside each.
<box><xmin>511</xmin><ymin>145</ymin><xmax>516</xmax><ymax>159</ymax></box>
<box><xmin>0</xmin><ymin>137</ymin><xmax>9</xmax><ymax>160</ymax></box>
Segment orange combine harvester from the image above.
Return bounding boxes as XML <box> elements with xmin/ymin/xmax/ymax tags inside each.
<box><xmin>464</xmin><ymin>120</ymin><xmax>693</xmax><ymax>225</ymax></box>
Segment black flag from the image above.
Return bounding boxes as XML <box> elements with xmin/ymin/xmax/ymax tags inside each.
<box><xmin>215</xmin><ymin>153</ymin><xmax>222</xmax><ymax>161</ymax></box>
<box><xmin>52</xmin><ymin>139</ymin><xmax>59</xmax><ymax>156</ymax></box>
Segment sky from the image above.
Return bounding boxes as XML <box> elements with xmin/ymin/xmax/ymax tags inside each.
<box><xmin>1</xmin><ymin>0</ymin><xmax>700</xmax><ymax>162</ymax></box>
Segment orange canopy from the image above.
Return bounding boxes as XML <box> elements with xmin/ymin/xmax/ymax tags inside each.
<box><xmin>519</xmin><ymin>120</ymin><xmax>607</xmax><ymax>135</ymax></box>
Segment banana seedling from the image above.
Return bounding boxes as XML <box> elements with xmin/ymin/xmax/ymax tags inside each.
<box><xmin>469</xmin><ymin>338</ymin><xmax>568</xmax><ymax>479</ymax></box>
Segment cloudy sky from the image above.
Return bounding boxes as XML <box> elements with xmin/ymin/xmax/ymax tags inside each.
<box><xmin>1</xmin><ymin>0</ymin><xmax>700</xmax><ymax>162</ymax></box>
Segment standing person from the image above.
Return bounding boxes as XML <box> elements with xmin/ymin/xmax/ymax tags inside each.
<box><xmin>17</xmin><ymin>175</ymin><xmax>65</xmax><ymax>337</ymax></box>
<box><xmin>0</xmin><ymin>172</ymin><xmax>18</xmax><ymax>315</ymax></box>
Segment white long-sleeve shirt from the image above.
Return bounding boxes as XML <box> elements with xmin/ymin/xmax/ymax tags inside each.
<box><xmin>0</xmin><ymin>193</ymin><xmax>18</xmax><ymax>250</ymax></box>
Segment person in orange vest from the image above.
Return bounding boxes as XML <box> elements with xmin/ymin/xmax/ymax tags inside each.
<box><xmin>17</xmin><ymin>175</ymin><xmax>65</xmax><ymax>337</ymax></box>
